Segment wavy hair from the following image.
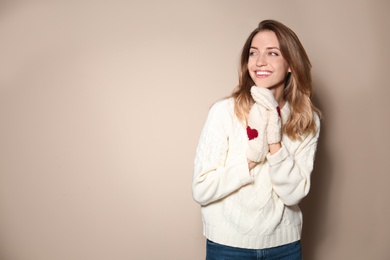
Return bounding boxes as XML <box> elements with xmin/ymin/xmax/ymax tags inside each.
<box><xmin>231</xmin><ymin>20</ymin><xmax>321</xmax><ymax>140</ymax></box>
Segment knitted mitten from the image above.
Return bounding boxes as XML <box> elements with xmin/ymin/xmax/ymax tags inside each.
<box><xmin>250</xmin><ymin>86</ymin><xmax>282</xmax><ymax>145</ymax></box>
<box><xmin>246</xmin><ymin>103</ymin><xmax>269</xmax><ymax>163</ymax></box>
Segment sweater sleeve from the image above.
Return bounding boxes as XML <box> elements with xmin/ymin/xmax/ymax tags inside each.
<box><xmin>266</xmin><ymin>114</ymin><xmax>321</xmax><ymax>206</ymax></box>
<box><xmin>192</xmin><ymin>100</ymin><xmax>253</xmax><ymax>206</ymax></box>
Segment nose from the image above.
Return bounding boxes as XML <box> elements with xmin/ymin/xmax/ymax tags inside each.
<box><xmin>256</xmin><ymin>53</ymin><xmax>267</xmax><ymax>66</ymax></box>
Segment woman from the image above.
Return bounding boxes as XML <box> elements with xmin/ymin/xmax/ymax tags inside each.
<box><xmin>192</xmin><ymin>20</ymin><xmax>321</xmax><ymax>259</ymax></box>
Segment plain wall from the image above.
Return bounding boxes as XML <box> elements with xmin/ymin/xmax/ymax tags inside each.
<box><xmin>0</xmin><ymin>1</ymin><xmax>389</xmax><ymax>259</ymax></box>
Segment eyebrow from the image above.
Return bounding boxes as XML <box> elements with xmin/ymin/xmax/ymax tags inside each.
<box><xmin>250</xmin><ymin>46</ymin><xmax>280</xmax><ymax>50</ymax></box>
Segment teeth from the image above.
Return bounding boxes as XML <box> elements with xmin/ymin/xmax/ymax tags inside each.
<box><xmin>256</xmin><ymin>71</ymin><xmax>271</xmax><ymax>76</ymax></box>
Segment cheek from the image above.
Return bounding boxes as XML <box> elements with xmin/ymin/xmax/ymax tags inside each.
<box><xmin>282</xmin><ymin>61</ymin><xmax>290</xmax><ymax>72</ymax></box>
<box><xmin>247</xmin><ymin>60</ymin><xmax>257</xmax><ymax>71</ymax></box>
<box><xmin>248</xmin><ymin>73</ymin><xmax>256</xmax><ymax>83</ymax></box>
<box><xmin>246</xmin><ymin>64</ymin><xmax>253</xmax><ymax>76</ymax></box>
<box><xmin>277</xmin><ymin>62</ymin><xmax>289</xmax><ymax>74</ymax></box>
<box><xmin>247</xmin><ymin>58</ymin><xmax>256</xmax><ymax>69</ymax></box>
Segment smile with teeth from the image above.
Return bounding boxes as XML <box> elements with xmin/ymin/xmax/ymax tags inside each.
<box><xmin>256</xmin><ymin>70</ymin><xmax>272</xmax><ymax>76</ymax></box>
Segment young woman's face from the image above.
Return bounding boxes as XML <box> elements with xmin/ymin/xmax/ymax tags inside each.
<box><xmin>247</xmin><ymin>30</ymin><xmax>290</xmax><ymax>91</ymax></box>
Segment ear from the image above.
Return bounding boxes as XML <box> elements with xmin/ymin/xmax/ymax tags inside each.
<box><xmin>287</xmin><ymin>67</ymin><xmax>291</xmax><ymax>73</ymax></box>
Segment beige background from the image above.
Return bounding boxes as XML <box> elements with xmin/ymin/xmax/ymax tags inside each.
<box><xmin>0</xmin><ymin>0</ymin><xmax>389</xmax><ymax>259</ymax></box>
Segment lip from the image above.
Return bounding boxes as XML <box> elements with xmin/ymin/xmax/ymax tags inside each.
<box><xmin>254</xmin><ymin>70</ymin><xmax>272</xmax><ymax>78</ymax></box>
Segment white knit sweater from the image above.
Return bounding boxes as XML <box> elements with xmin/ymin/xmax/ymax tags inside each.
<box><xmin>192</xmin><ymin>97</ymin><xmax>320</xmax><ymax>249</ymax></box>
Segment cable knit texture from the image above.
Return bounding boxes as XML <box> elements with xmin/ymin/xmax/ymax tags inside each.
<box><xmin>192</xmin><ymin>98</ymin><xmax>320</xmax><ymax>249</ymax></box>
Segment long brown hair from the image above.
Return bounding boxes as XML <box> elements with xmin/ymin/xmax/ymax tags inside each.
<box><xmin>231</xmin><ymin>20</ymin><xmax>321</xmax><ymax>140</ymax></box>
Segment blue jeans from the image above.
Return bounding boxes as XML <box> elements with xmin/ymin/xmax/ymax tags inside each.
<box><xmin>206</xmin><ymin>239</ymin><xmax>302</xmax><ymax>260</ymax></box>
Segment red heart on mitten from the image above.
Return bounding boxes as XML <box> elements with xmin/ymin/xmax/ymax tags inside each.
<box><xmin>246</xmin><ymin>126</ymin><xmax>258</xmax><ymax>140</ymax></box>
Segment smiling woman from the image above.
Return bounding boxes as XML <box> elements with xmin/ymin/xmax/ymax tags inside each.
<box><xmin>192</xmin><ymin>20</ymin><xmax>321</xmax><ymax>260</ymax></box>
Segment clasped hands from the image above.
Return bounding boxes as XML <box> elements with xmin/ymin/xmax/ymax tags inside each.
<box><xmin>246</xmin><ymin>86</ymin><xmax>282</xmax><ymax>166</ymax></box>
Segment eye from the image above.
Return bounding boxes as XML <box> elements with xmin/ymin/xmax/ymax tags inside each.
<box><xmin>269</xmin><ymin>52</ymin><xmax>279</xmax><ymax>56</ymax></box>
<box><xmin>249</xmin><ymin>50</ymin><xmax>258</xmax><ymax>57</ymax></box>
